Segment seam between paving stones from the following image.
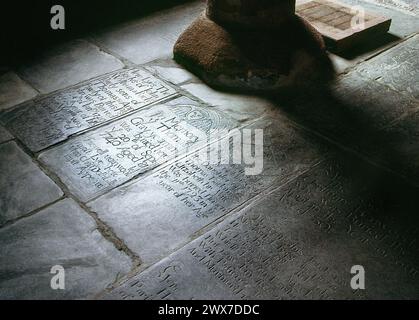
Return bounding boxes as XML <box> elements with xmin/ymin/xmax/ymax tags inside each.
<box><xmin>85</xmin><ymin>37</ymin><xmax>136</xmax><ymax>68</ymax></box>
<box><xmin>94</xmin><ymin>159</ymin><xmax>326</xmax><ymax>298</ymax></box>
<box><xmin>2</xmin><ymin>24</ymin><xmax>417</xmax><ymax>294</ymax></box>
<box><xmin>338</xmin><ymin>31</ymin><xmax>419</xmax><ymax>77</ymax></box>
<box><xmin>84</xmin><ymin>114</ymin><xmax>265</xmax><ymax>204</ymax></box>
<box><xmin>285</xmin><ymin>113</ymin><xmax>418</xmax><ymax>187</ymax></box>
<box><xmin>3</xmin><ymin>135</ymin><xmax>143</xmax><ymax>272</ymax></box>
<box><xmin>0</xmin><ymin>196</ymin><xmax>66</xmax><ymax>229</ymax></box>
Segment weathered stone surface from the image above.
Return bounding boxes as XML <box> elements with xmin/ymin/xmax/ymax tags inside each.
<box><xmin>355</xmin><ymin>35</ymin><xmax>419</xmax><ymax>100</ymax></box>
<box><xmin>17</xmin><ymin>40</ymin><xmax>124</xmax><ymax>94</ymax></box>
<box><xmin>144</xmin><ymin>60</ymin><xmax>198</xmax><ymax>86</ymax></box>
<box><xmin>0</xmin><ymin>142</ymin><xmax>63</xmax><ymax>225</ymax></box>
<box><xmin>105</xmin><ymin>159</ymin><xmax>419</xmax><ymax>299</ymax></box>
<box><xmin>298</xmin><ymin>0</ymin><xmax>419</xmax><ymax>73</ymax></box>
<box><xmin>321</xmin><ymin>0</ymin><xmax>419</xmax><ymax>38</ymax></box>
<box><xmin>40</xmin><ymin>96</ymin><xmax>237</xmax><ymax>201</ymax></box>
<box><xmin>2</xmin><ymin>68</ymin><xmax>177</xmax><ymax>152</ymax></box>
<box><xmin>181</xmin><ymin>83</ymin><xmax>276</xmax><ymax>122</ymax></box>
<box><xmin>0</xmin><ymin>199</ymin><xmax>132</xmax><ymax>299</ymax></box>
<box><xmin>0</xmin><ymin>125</ymin><xmax>12</xmax><ymax>144</ymax></box>
<box><xmin>89</xmin><ymin>116</ymin><xmax>325</xmax><ymax>266</ymax></box>
<box><xmin>297</xmin><ymin>0</ymin><xmax>391</xmax><ymax>52</ymax></box>
<box><xmin>92</xmin><ymin>1</ymin><xmax>205</xmax><ymax>65</ymax></box>
<box><xmin>278</xmin><ymin>69</ymin><xmax>418</xmax><ymax>166</ymax></box>
<box><xmin>365</xmin><ymin>0</ymin><xmax>419</xmax><ymax>16</ymax></box>
<box><xmin>333</xmin><ymin>72</ymin><xmax>418</xmax><ymax>129</ymax></box>
<box><xmin>0</xmin><ymin>71</ymin><xmax>37</xmax><ymax>111</ymax></box>
<box><xmin>373</xmin><ymin>110</ymin><xmax>419</xmax><ymax>185</ymax></box>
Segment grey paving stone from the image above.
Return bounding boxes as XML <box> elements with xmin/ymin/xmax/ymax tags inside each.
<box><xmin>181</xmin><ymin>83</ymin><xmax>277</xmax><ymax>122</ymax></box>
<box><xmin>1</xmin><ymin>68</ymin><xmax>177</xmax><ymax>152</ymax></box>
<box><xmin>333</xmin><ymin>71</ymin><xmax>419</xmax><ymax>129</ymax></box>
<box><xmin>0</xmin><ymin>141</ymin><xmax>63</xmax><ymax>225</ymax></box>
<box><xmin>355</xmin><ymin>35</ymin><xmax>419</xmax><ymax>100</ymax></box>
<box><xmin>144</xmin><ymin>60</ymin><xmax>198</xmax><ymax>86</ymax></box>
<box><xmin>297</xmin><ymin>0</ymin><xmax>419</xmax><ymax>72</ymax></box>
<box><xmin>105</xmin><ymin>159</ymin><xmax>419</xmax><ymax>299</ymax></box>
<box><xmin>92</xmin><ymin>1</ymin><xmax>206</xmax><ymax>65</ymax></box>
<box><xmin>373</xmin><ymin>110</ymin><xmax>419</xmax><ymax>185</ymax></box>
<box><xmin>0</xmin><ymin>125</ymin><xmax>12</xmax><ymax>144</ymax></box>
<box><xmin>0</xmin><ymin>199</ymin><xmax>132</xmax><ymax>299</ymax></box>
<box><xmin>0</xmin><ymin>71</ymin><xmax>37</xmax><ymax>111</ymax></box>
<box><xmin>89</xmin><ymin>116</ymin><xmax>326</xmax><ymax>266</ymax></box>
<box><xmin>277</xmin><ymin>70</ymin><xmax>418</xmax><ymax>168</ymax></box>
<box><xmin>17</xmin><ymin>39</ymin><xmax>124</xmax><ymax>94</ymax></box>
<box><xmin>40</xmin><ymin>96</ymin><xmax>237</xmax><ymax>202</ymax></box>
<box><xmin>364</xmin><ymin>0</ymin><xmax>419</xmax><ymax>16</ymax></box>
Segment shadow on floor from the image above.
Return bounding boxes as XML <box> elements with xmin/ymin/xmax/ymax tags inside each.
<box><xmin>268</xmin><ymin>83</ymin><xmax>419</xmax><ymax>272</ymax></box>
<box><xmin>0</xmin><ymin>0</ymin><xmax>196</xmax><ymax>65</ymax></box>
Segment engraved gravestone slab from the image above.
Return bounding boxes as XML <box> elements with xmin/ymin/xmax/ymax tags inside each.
<box><xmin>40</xmin><ymin>96</ymin><xmax>237</xmax><ymax>201</ymax></box>
<box><xmin>90</xmin><ymin>116</ymin><xmax>326</xmax><ymax>265</ymax></box>
<box><xmin>354</xmin><ymin>35</ymin><xmax>419</xmax><ymax>100</ymax></box>
<box><xmin>297</xmin><ymin>0</ymin><xmax>391</xmax><ymax>51</ymax></box>
<box><xmin>104</xmin><ymin>159</ymin><xmax>419</xmax><ymax>300</ymax></box>
<box><xmin>1</xmin><ymin>68</ymin><xmax>177</xmax><ymax>152</ymax></box>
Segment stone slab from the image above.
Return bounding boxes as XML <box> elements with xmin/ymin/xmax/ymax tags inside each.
<box><xmin>333</xmin><ymin>71</ymin><xmax>419</xmax><ymax>130</ymax></box>
<box><xmin>0</xmin><ymin>125</ymin><xmax>12</xmax><ymax>144</ymax></box>
<box><xmin>364</xmin><ymin>0</ymin><xmax>419</xmax><ymax>16</ymax></box>
<box><xmin>181</xmin><ymin>83</ymin><xmax>276</xmax><ymax>123</ymax></box>
<box><xmin>297</xmin><ymin>0</ymin><xmax>419</xmax><ymax>72</ymax></box>
<box><xmin>279</xmin><ymin>69</ymin><xmax>418</xmax><ymax>165</ymax></box>
<box><xmin>17</xmin><ymin>39</ymin><xmax>124</xmax><ymax>94</ymax></box>
<box><xmin>297</xmin><ymin>0</ymin><xmax>392</xmax><ymax>52</ymax></box>
<box><xmin>0</xmin><ymin>199</ymin><xmax>132</xmax><ymax>299</ymax></box>
<box><xmin>354</xmin><ymin>35</ymin><xmax>419</xmax><ymax>100</ymax></box>
<box><xmin>0</xmin><ymin>141</ymin><xmax>63</xmax><ymax>225</ymax></box>
<box><xmin>40</xmin><ymin>96</ymin><xmax>237</xmax><ymax>202</ymax></box>
<box><xmin>105</xmin><ymin>158</ymin><xmax>419</xmax><ymax>299</ymax></box>
<box><xmin>2</xmin><ymin>68</ymin><xmax>177</xmax><ymax>152</ymax></box>
<box><xmin>373</xmin><ymin>110</ymin><xmax>419</xmax><ymax>185</ymax></box>
<box><xmin>0</xmin><ymin>71</ymin><xmax>37</xmax><ymax>111</ymax></box>
<box><xmin>92</xmin><ymin>1</ymin><xmax>206</xmax><ymax>65</ymax></box>
<box><xmin>89</xmin><ymin>116</ymin><xmax>326</xmax><ymax>266</ymax></box>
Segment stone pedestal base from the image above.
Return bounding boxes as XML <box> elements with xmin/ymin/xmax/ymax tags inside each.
<box><xmin>174</xmin><ymin>13</ymin><xmax>335</xmax><ymax>92</ymax></box>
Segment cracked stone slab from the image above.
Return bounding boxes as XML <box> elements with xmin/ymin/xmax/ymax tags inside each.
<box><xmin>1</xmin><ymin>68</ymin><xmax>177</xmax><ymax>152</ymax></box>
<box><xmin>0</xmin><ymin>199</ymin><xmax>132</xmax><ymax>299</ymax></box>
<box><xmin>104</xmin><ymin>158</ymin><xmax>419</xmax><ymax>300</ymax></box>
<box><xmin>0</xmin><ymin>125</ymin><xmax>12</xmax><ymax>144</ymax></box>
<box><xmin>40</xmin><ymin>96</ymin><xmax>237</xmax><ymax>202</ymax></box>
<box><xmin>354</xmin><ymin>35</ymin><xmax>419</xmax><ymax>99</ymax></box>
<box><xmin>89</xmin><ymin>116</ymin><xmax>326</xmax><ymax>266</ymax></box>
<box><xmin>0</xmin><ymin>141</ymin><xmax>63</xmax><ymax>225</ymax></box>
<box><xmin>17</xmin><ymin>39</ymin><xmax>124</xmax><ymax>94</ymax></box>
<box><xmin>0</xmin><ymin>71</ymin><xmax>37</xmax><ymax>111</ymax></box>
<box><xmin>92</xmin><ymin>1</ymin><xmax>206</xmax><ymax>65</ymax></box>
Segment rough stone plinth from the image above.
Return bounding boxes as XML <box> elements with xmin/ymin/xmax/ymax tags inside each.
<box><xmin>173</xmin><ymin>0</ymin><xmax>335</xmax><ymax>92</ymax></box>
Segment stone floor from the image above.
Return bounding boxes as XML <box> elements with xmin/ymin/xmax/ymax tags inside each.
<box><xmin>0</xmin><ymin>0</ymin><xmax>418</xmax><ymax>299</ymax></box>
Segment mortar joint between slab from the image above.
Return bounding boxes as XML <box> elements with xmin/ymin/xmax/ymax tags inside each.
<box><xmin>10</xmin><ymin>136</ymin><xmax>143</xmax><ymax>269</ymax></box>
